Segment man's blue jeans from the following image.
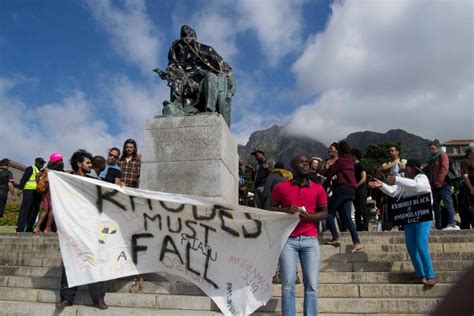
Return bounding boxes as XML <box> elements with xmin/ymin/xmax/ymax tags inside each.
<box><xmin>279</xmin><ymin>236</ymin><xmax>320</xmax><ymax>316</ymax></box>
<box><xmin>433</xmin><ymin>184</ymin><xmax>454</xmax><ymax>229</ymax></box>
<box><xmin>404</xmin><ymin>221</ymin><xmax>435</xmax><ymax>279</ymax></box>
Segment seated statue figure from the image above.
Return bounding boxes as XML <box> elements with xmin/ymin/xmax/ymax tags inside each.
<box><xmin>154</xmin><ymin>25</ymin><xmax>236</xmax><ymax>127</ymax></box>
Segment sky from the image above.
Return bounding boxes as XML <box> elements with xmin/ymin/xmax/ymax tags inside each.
<box><xmin>0</xmin><ymin>0</ymin><xmax>473</xmax><ymax>166</ymax></box>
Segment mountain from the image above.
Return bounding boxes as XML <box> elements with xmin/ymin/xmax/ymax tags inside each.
<box><xmin>238</xmin><ymin>125</ymin><xmax>327</xmax><ymax>167</ymax></box>
<box><xmin>344</xmin><ymin>129</ymin><xmax>431</xmax><ymax>160</ymax></box>
<box><xmin>238</xmin><ymin>127</ymin><xmax>431</xmax><ymax>166</ymax></box>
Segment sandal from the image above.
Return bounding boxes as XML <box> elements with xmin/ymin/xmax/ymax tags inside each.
<box><xmin>325</xmin><ymin>239</ymin><xmax>341</xmax><ymax>247</ymax></box>
<box><xmin>424</xmin><ymin>279</ymin><xmax>436</xmax><ymax>287</ymax></box>
<box><xmin>351</xmin><ymin>244</ymin><xmax>364</xmax><ymax>253</ymax></box>
<box><xmin>407</xmin><ymin>277</ymin><xmax>427</xmax><ymax>284</ymax></box>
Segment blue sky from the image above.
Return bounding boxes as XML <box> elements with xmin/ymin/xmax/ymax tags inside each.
<box><xmin>1</xmin><ymin>0</ymin><xmax>472</xmax><ymax>165</ymax></box>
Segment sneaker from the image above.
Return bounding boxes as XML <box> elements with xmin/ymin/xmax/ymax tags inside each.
<box><xmin>93</xmin><ymin>299</ymin><xmax>108</xmax><ymax>310</ymax></box>
<box><xmin>55</xmin><ymin>300</ymin><xmax>73</xmax><ymax>309</ymax></box>
<box><xmin>442</xmin><ymin>225</ymin><xmax>460</xmax><ymax>231</ymax></box>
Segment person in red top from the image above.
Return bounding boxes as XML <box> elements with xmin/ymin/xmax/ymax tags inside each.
<box><xmin>425</xmin><ymin>139</ymin><xmax>458</xmax><ymax>230</ymax></box>
<box><xmin>323</xmin><ymin>141</ymin><xmax>363</xmax><ymax>252</ymax></box>
<box><xmin>271</xmin><ymin>155</ymin><xmax>328</xmax><ymax>316</ymax></box>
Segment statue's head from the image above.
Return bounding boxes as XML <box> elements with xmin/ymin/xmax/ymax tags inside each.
<box><xmin>180</xmin><ymin>25</ymin><xmax>197</xmax><ymax>40</ymax></box>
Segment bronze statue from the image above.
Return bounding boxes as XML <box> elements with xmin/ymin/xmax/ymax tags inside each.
<box><xmin>154</xmin><ymin>25</ymin><xmax>236</xmax><ymax>127</ymax></box>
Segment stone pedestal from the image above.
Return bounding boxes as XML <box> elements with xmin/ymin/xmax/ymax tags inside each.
<box><xmin>140</xmin><ymin>114</ymin><xmax>238</xmax><ymax>204</ymax></box>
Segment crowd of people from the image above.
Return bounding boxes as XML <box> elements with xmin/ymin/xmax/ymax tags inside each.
<box><xmin>1</xmin><ymin>138</ymin><xmax>473</xmax><ymax>314</ymax></box>
<box><xmin>0</xmin><ymin>138</ymin><xmax>141</xmax><ymax>237</ymax></box>
<box><xmin>238</xmin><ymin>140</ymin><xmax>474</xmax><ymax>315</ymax></box>
<box><xmin>239</xmin><ymin>140</ymin><xmax>474</xmax><ymax>232</ymax></box>
<box><xmin>0</xmin><ymin>138</ymin><xmax>142</xmax><ymax>310</ymax></box>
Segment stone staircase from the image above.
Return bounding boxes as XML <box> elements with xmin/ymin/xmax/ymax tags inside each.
<box><xmin>0</xmin><ymin>230</ymin><xmax>472</xmax><ymax>315</ymax></box>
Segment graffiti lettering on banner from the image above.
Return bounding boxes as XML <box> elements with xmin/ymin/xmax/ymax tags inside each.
<box><xmin>48</xmin><ymin>171</ymin><xmax>299</xmax><ymax>315</ymax></box>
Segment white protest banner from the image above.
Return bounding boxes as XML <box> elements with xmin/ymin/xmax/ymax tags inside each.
<box><xmin>48</xmin><ymin>171</ymin><xmax>299</xmax><ymax>315</ymax></box>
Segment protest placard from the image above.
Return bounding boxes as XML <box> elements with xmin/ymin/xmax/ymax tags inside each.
<box><xmin>48</xmin><ymin>171</ymin><xmax>299</xmax><ymax>315</ymax></box>
<box><xmin>388</xmin><ymin>193</ymin><xmax>433</xmax><ymax>226</ymax></box>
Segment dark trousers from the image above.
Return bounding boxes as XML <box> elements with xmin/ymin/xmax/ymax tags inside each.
<box><xmin>459</xmin><ymin>189</ymin><xmax>474</xmax><ymax>229</ymax></box>
<box><xmin>0</xmin><ymin>194</ymin><xmax>7</xmax><ymax>218</ymax></box>
<box><xmin>60</xmin><ymin>267</ymin><xmax>105</xmax><ymax>304</ymax></box>
<box><xmin>432</xmin><ymin>185</ymin><xmax>455</xmax><ymax>229</ymax></box>
<box><xmin>381</xmin><ymin>196</ymin><xmax>394</xmax><ymax>231</ymax></box>
<box><xmin>326</xmin><ymin>189</ymin><xmax>360</xmax><ymax>244</ymax></box>
<box><xmin>16</xmin><ymin>189</ymin><xmax>41</xmax><ymax>232</ymax></box>
<box><xmin>254</xmin><ymin>186</ymin><xmax>265</xmax><ymax>209</ymax></box>
<box><xmin>354</xmin><ymin>187</ymin><xmax>369</xmax><ymax>231</ymax></box>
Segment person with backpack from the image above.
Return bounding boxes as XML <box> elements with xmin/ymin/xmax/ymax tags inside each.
<box><xmin>426</xmin><ymin>140</ymin><xmax>460</xmax><ymax>230</ymax></box>
<box><xmin>34</xmin><ymin>153</ymin><xmax>64</xmax><ymax>233</ymax></box>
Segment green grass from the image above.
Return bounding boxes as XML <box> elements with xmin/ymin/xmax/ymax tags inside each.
<box><xmin>0</xmin><ymin>226</ymin><xmax>15</xmax><ymax>233</ymax></box>
<box><xmin>0</xmin><ymin>203</ymin><xmax>20</xmax><ymax>227</ymax></box>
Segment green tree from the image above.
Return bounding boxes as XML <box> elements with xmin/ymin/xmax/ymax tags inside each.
<box><xmin>362</xmin><ymin>141</ymin><xmax>401</xmax><ymax>176</ymax></box>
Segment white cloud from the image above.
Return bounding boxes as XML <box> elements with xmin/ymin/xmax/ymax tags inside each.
<box><xmin>0</xmin><ymin>73</ymin><xmax>169</xmax><ymax>166</ymax></box>
<box><xmin>189</xmin><ymin>12</ymin><xmax>239</xmax><ymax>61</ymax></box>
<box><xmin>232</xmin><ymin>111</ymin><xmax>285</xmax><ymax>146</ymax></box>
<box><xmin>229</xmin><ymin>71</ymin><xmax>286</xmax><ymax>145</ymax></box>
<box><xmin>103</xmin><ymin>74</ymin><xmax>166</xmax><ymax>138</ymax></box>
<box><xmin>236</xmin><ymin>0</ymin><xmax>304</xmax><ymax>65</ymax></box>
<box><xmin>0</xmin><ymin>77</ymin><xmax>116</xmax><ymax>165</ymax></box>
<box><xmin>288</xmin><ymin>0</ymin><xmax>474</xmax><ymax>143</ymax></box>
<box><xmin>174</xmin><ymin>0</ymin><xmax>305</xmax><ymax>66</ymax></box>
<box><xmin>84</xmin><ymin>0</ymin><xmax>160</xmax><ymax>74</ymax></box>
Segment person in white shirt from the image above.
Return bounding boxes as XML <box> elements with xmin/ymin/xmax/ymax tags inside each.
<box><xmin>369</xmin><ymin>159</ymin><xmax>436</xmax><ymax>287</ymax></box>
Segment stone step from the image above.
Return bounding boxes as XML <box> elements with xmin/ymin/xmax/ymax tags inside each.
<box><xmin>388</xmin><ymin>261</ymin><xmax>473</xmax><ymax>273</ymax></box>
<box><xmin>0</xmin><ymin>300</ymin><xmax>223</xmax><ymax>316</ymax></box>
<box><xmin>9</xmin><ymin>300</ymin><xmax>423</xmax><ymax>316</ymax></box>
<box><xmin>317</xmin><ymin>298</ymin><xmax>440</xmax><ymax>314</ymax></box>
<box><xmin>0</xmin><ymin>286</ymin><xmax>441</xmax><ymax>313</ymax></box>
<box><xmin>3</xmin><ymin>241</ymin><xmax>473</xmax><ymax>253</ymax></box>
<box><xmin>1</xmin><ymin>300</ymin><xmax>425</xmax><ymax>316</ymax></box>
<box><xmin>335</xmin><ymin>242</ymin><xmax>474</xmax><ymax>253</ymax></box>
<box><xmin>2</xmin><ymin>248</ymin><xmax>474</xmax><ymax>264</ymax></box>
<box><xmin>0</xmin><ymin>256</ymin><xmax>470</xmax><ymax>275</ymax></box>
<box><xmin>0</xmin><ymin>265</ymin><xmax>461</xmax><ymax>284</ymax></box>
<box><xmin>0</xmin><ymin>266</ymin><xmax>61</xmax><ymax>278</ymax></box>
<box><xmin>320</xmin><ymin>260</ymin><xmax>473</xmax><ymax>273</ymax></box>
<box><xmin>0</xmin><ymin>257</ymin><xmax>62</xmax><ymax>267</ymax></box>
<box><xmin>325</xmin><ymin>235</ymin><xmax>474</xmax><ymax>245</ymax></box>
<box><xmin>323</xmin><ymin>251</ymin><xmax>474</xmax><ymax>262</ymax></box>
<box><xmin>0</xmin><ymin>287</ymin><xmax>219</xmax><ymax>311</ymax></box>
<box><xmin>0</xmin><ymin>275</ymin><xmax>453</xmax><ymax>298</ymax></box>
<box><xmin>1</xmin><ymin>230</ymin><xmax>474</xmax><ymax>246</ymax></box>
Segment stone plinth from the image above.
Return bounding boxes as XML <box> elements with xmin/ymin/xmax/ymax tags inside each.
<box><xmin>140</xmin><ymin>114</ymin><xmax>238</xmax><ymax>204</ymax></box>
